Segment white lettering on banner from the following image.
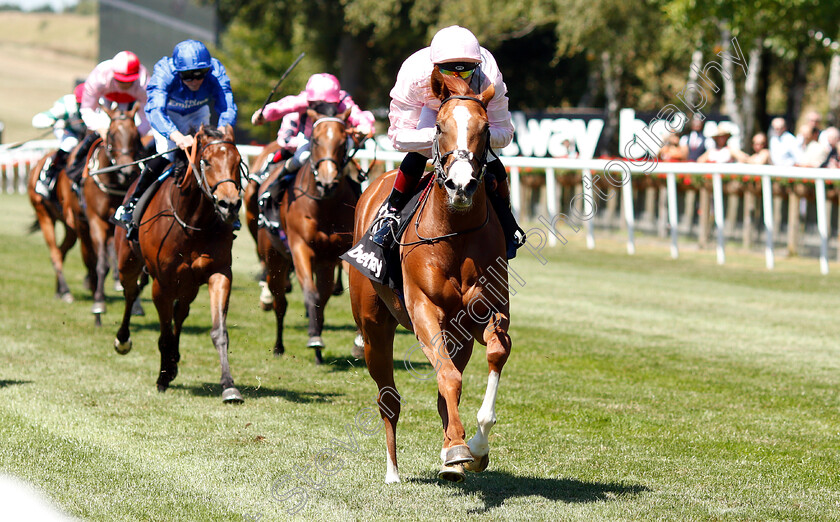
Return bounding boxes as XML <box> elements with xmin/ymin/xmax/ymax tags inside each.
<box><xmin>345</xmin><ymin>244</ymin><xmax>383</xmax><ymax>278</ymax></box>
<box><xmin>503</xmin><ymin>112</ymin><xmax>604</xmax><ymax>159</ymax></box>
<box><xmin>619</xmin><ymin>108</ymin><xmax>736</xmax><ymax>159</ymax></box>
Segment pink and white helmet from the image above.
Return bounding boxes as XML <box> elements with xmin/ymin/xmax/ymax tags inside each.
<box><xmin>305</xmin><ymin>73</ymin><xmax>341</xmax><ymax>104</ymax></box>
<box><xmin>429</xmin><ymin>25</ymin><xmax>481</xmax><ymax>64</ymax></box>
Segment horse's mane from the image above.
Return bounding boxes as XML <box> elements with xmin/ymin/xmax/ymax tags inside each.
<box><xmin>199</xmin><ymin>126</ymin><xmax>226</xmax><ymax>139</ymax></box>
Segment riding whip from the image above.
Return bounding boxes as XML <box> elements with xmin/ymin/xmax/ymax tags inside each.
<box><xmin>256</xmin><ymin>52</ymin><xmax>306</xmax><ymax>120</ymax></box>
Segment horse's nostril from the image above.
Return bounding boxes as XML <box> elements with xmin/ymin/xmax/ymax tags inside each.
<box><xmin>465</xmin><ymin>179</ymin><xmax>478</xmax><ymax>194</ymax></box>
<box><xmin>444</xmin><ymin>178</ymin><xmax>457</xmax><ymax>191</ymax></box>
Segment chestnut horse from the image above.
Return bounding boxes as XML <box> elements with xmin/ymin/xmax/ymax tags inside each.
<box><xmin>114</xmin><ymin>125</ymin><xmax>246</xmax><ymax>403</ymax></box>
<box><xmin>28</xmin><ymin>148</ymin><xmax>95</xmax><ymax>303</ymax></box>
<box><xmin>349</xmin><ymin>71</ymin><xmax>512</xmax><ymax>483</ymax></box>
<box><xmin>258</xmin><ymin>108</ymin><xmax>357</xmax><ymax>363</ymax></box>
<box><xmin>83</xmin><ymin>105</ymin><xmax>144</xmax><ymax>325</ymax></box>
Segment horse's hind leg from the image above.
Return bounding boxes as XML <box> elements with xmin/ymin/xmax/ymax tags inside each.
<box><xmin>465</xmin><ymin>312</ymin><xmax>512</xmax><ymax>473</ymax></box>
<box><xmin>208</xmin><ymin>272</ymin><xmax>242</xmax><ymax>403</ymax></box>
<box><xmin>114</xmin><ymin>247</ymin><xmax>142</xmax><ymax>355</ymax></box>
<box><xmin>151</xmin><ymin>279</ymin><xmax>179</xmax><ymax>392</ymax></box>
<box><xmin>265</xmin><ymin>247</ymin><xmax>290</xmax><ymax>356</ymax></box>
<box><xmin>37</xmin><ymin>211</ymin><xmax>74</xmax><ymax>302</ymax></box>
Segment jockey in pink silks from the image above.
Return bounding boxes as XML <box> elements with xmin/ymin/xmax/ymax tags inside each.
<box><xmin>251</xmin><ymin>73</ymin><xmax>375</xmax><ymax>212</ymax></box>
<box><xmin>67</xmin><ymin>50</ymin><xmax>151</xmax><ymax>184</ymax></box>
<box><xmin>368</xmin><ymin>25</ymin><xmax>525</xmax><ymax>259</ymax></box>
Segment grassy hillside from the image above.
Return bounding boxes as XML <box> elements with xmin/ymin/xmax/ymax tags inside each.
<box><xmin>2</xmin><ymin>190</ymin><xmax>840</xmax><ymax>520</ymax></box>
<box><xmin>0</xmin><ymin>12</ymin><xmax>97</xmax><ymax>143</ymax></box>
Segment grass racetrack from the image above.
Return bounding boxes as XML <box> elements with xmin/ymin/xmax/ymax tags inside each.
<box><xmin>1</xmin><ymin>191</ymin><xmax>839</xmax><ymax>520</ymax></box>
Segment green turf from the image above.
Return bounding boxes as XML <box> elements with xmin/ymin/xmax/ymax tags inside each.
<box><xmin>1</xmin><ymin>191</ymin><xmax>839</xmax><ymax>521</ymax></box>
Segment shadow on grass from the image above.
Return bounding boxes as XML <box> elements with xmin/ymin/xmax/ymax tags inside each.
<box><xmin>408</xmin><ymin>471</ymin><xmax>648</xmax><ymax>511</ymax></box>
<box><xmin>0</xmin><ymin>380</ymin><xmax>32</xmax><ymax>388</ymax></box>
<box><xmin>169</xmin><ymin>382</ymin><xmax>341</xmax><ymax>403</ymax></box>
<box><xmin>285</xmin><ymin>323</ymin><xmax>359</xmax><ymax>333</ymax></box>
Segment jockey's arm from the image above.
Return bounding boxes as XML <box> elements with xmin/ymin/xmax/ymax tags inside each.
<box><xmin>254</xmin><ymin>93</ymin><xmax>308</xmax><ymax>126</ymax></box>
<box><xmin>169</xmin><ymin>130</ymin><xmax>194</xmax><ymax>150</ymax></box>
<box><xmin>210</xmin><ymin>61</ymin><xmax>237</xmax><ymax>129</ymax></box>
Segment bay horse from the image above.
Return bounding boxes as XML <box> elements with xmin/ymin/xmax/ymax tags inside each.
<box><xmin>83</xmin><ymin>104</ymin><xmax>144</xmax><ymax>326</ymax></box>
<box><xmin>27</xmin><ymin>147</ymin><xmax>95</xmax><ymax>303</ymax></box>
<box><xmin>114</xmin><ymin>125</ymin><xmax>246</xmax><ymax>403</ymax></box>
<box><xmin>258</xmin><ymin>108</ymin><xmax>357</xmax><ymax>363</ymax></box>
<box><xmin>348</xmin><ymin>70</ymin><xmax>511</xmax><ymax>483</ymax></box>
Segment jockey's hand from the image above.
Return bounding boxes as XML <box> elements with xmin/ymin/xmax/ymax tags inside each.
<box><xmin>54</xmin><ymin>119</ymin><xmax>66</xmax><ymax>130</ymax></box>
<box><xmin>251</xmin><ymin>110</ymin><xmax>266</xmax><ymax>126</ymax></box>
<box><xmin>171</xmin><ymin>131</ymin><xmax>195</xmax><ymax>151</ymax></box>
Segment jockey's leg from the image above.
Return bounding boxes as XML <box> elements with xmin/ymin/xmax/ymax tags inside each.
<box><xmin>370</xmin><ymin>151</ymin><xmax>429</xmax><ymax>248</ymax></box>
<box><xmin>259</xmin><ymin>147</ymin><xmax>292</xmax><ymax>181</ymax></box>
<box><xmin>258</xmin><ymin>143</ymin><xmax>308</xmax><ymax>215</ymax></box>
<box><xmin>485</xmin><ymin>159</ymin><xmax>526</xmax><ymax>259</ymax></box>
<box><xmin>115</xmin><ymin>155</ymin><xmax>169</xmax><ymax>240</ymax></box>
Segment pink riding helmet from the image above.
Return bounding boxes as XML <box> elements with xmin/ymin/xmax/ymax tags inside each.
<box><xmin>305</xmin><ymin>73</ymin><xmax>341</xmax><ymax>104</ymax></box>
<box><xmin>429</xmin><ymin>25</ymin><xmax>482</xmax><ymax>64</ymax></box>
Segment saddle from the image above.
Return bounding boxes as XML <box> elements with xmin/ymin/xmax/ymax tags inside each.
<box><xmin>112</xmin><ymin>166</ymin><xmax>173</xmax><ymax>234</ymax></box>
<box><xmin>341</xmin><ymin>174</ymin><xmax>433</xmax><ymax>290</ymax></box>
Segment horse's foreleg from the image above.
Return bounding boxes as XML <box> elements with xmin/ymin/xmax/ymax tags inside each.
<box><xmin>291</xmin><ymin>247</ymin><xmax>324</xmax><ymax>359</ymax></box>
<box><xmin>152</xmin><ymin>279</ymin><xmax>178</xmax><ymax>392</ymax></box>
<box><xmin>264</xmin><ymin>247</ymin><xmax>289</xmax><ymax>356</ymax></box>
<box><xmin>208</xmin><ymin>272</ymin><xmax>242</xmax><ymax>403</ymax></box>
<box><xmin>90</xmin><ymin>220</ymin><xmax>110</xmax><ymax>320</ymax></box>
<box><xmin>410</xmin><ymin>298</ymin><xmax>472</xmax><ymax>480</ymax></box>
<box><xmin>465</xmin><ymin>312</ymin><xmax>511</xmax><ymax>473</ymax></box>
<box><xmin>114</xmin><ymin>233</ymin><xmax>141</xmax><ymax>353</ymax></box>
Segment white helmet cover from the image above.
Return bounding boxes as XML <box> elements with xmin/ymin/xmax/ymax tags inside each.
<box><xmin>429</xmin><ymin>25</ymin><xmax>481</xmax><ymax>64</ymax></box>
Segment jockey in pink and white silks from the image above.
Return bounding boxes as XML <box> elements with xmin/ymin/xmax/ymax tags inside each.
<box><xmin>32</xmin><ymin>83</ymin><xmax>88</xmax><ymax>200</ymax></box>
<box><xmin>370</xmin><ymin>25</ymin><xmax>525</xmax><ymax>259</ymax></box>
<box><xmin>251</xmin><ymin>73</ymin><xmax>375</xmax><ymax>214</ymax></box>
<box><xmin>66</xmin><ymin>51</ymin><xmax>151</xmax><ymax>184</ymax></box>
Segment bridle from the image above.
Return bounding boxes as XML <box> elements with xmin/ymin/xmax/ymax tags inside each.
<box><xmin>89</xmin><ymin>112</ymin><xmax>141</xmax><ymax>196</ymax></box>
<box><xmin>175</xmin><ymin>136</ymin><xmax>247</xmax><ymax>225</ymax></box>
<box><xmin>294</xmin><ymin>116</ymin><xmax>352</xmax><ymax>200</ymax></box>
<box><xmin>432</xmin><ymin>95</ymin><xmax>491</xmax><ymax>188</ymax></box>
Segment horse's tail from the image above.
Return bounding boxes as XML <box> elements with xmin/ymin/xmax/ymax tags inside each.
<box><xmin>28</xmin><ymin>219</ymin><xmax>41</xmax><ymax>234</ymax></box>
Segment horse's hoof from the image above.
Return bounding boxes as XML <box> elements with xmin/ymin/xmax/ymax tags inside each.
<box><xmin>114</xmin><ymin>280</ymin><xmax>124</xmax><ymax>292</ymax></box>
<box><xmin>443</xmin><ymin>445</ymin><xmax>474</xmax><ymax>466</ymax></box>
<box><xmin>438</xmin><ymin>463</ymin><xmax>466</xmax><ymax>483</ymax></box>
<box><xmin>57</xmin><ymin>292</ymin><xmax>74</xmax><ymax>304</ymax></box>
<box><xmin>222</xmin><ymin>387</ymin><xmax>244</xmax><ymax>403</ymax></box>
<box><xmin>273</xmin><ymin>345</ymin><xmax>285</xmax><ymax>357</ymax></box>
<box><xmin>307</xmin><ymin>336</ymin><xmax>325</xmax><ymax>349</ymax></box>
<box><xmin>332</xmin><ymin>283</ymin><xmax>344</xmax><ymax>296</ymax></box>
<box><xmin>91</xmin><ymin>302</ymin><xmax>106</xmax><ymax>314</ymax></box>
<box><xmin>351</xmin><ymin>335</ymin><xmax>365</xmax><ymax>360</ymax></box>
<box><xmin>114</xmin><ymin>337</ymin><xmax>132</xmax><ymax>355</ymax></box>
<box><xmin>464</xmin><ymin>452</ymin><xmax>489</xmax><ymax>473</ymax></box>
<box><xmin>130</xmin><ymin>299</ymin><xmax>145</xmax><ymax>316</ymax></box>
<box><xmin>156</xmin><ymin>384</ymin><xmax>167</xmax><ymax>393</ymax></box>
<box><xmin>259</xmin><ymin>281</ymin><xmax>274</xmax><ymax>310</ymax></box>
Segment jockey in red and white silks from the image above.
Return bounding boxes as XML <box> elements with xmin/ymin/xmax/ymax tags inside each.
<box><xmin>80</xmin><ymin>50</ymin><xmax>151</xmax><ymax>136</ymax></box>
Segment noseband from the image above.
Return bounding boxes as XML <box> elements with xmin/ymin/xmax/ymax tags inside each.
<box><xmin>432</xmin><ymin>95</ymin><xmax>490</xmax><ymax>187</ymax></box>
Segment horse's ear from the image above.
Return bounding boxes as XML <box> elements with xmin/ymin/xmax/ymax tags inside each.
<box><xmin>479</xmin><ymin>84</ymin><xmax>496</xmax><ymax>108</ymax></box>
<box><xmin>222</xmin><ymin>124</ymin><xmax>235</xmax><ymax>139</ymax></box>
<box><xmin>127</xmin><ymin>103</ymin><xmax>139</xmax><ymax>119</ymax></box>
<box><xmin>101</xmin><ymin>103</ymin><xmax>116</xmax><ymax>120</ymax></box>
<box><xmin>431</xmin><ymin>67</ymin><xmax>449</xmax><ymax>101</ymax></box>
<box><xmin>306</xmin><ymin>108</ymin><xmax>320</xmax><ymax>122</ymax></box>
<box><xmin>340</xmin><ymin>107</ymin><xmax>352</xmax><ymax>122</ymax></box>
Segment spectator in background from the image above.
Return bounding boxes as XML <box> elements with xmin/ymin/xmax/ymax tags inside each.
<box><xmin>797</xmin><ymin>124</ymin><xmax>828</xmax><ymax>167</ymax></box>
<box><xmin>679</xmin><ymin>115</ymin><xmax>710</xmax><ymax>161</ymax></box>
<box><xmin>557</xmin><ymin>138</ymin><xmax>577</xmax><ymax>158</ymax></box>
<box><xmin>768</xmin><ymin>117</ymin><xmax>799</xmax><ymax>166</ymax></box>
<box><xmin>732</xmin><ymin>132</ymin><xmax>771</xmax><ymax>165</ymax></box>
<box><xmin>821</xmin><ymin>127</ymin><xmax>839</xmax><ymax>168</ymax></box>
<box><xmin>698</xmin><ymin>122</ymin><xmax>738</xmax><ymax>164</ymax></box>
<box><xmin>658</xmin><ymin>131</ymin><xmax>687</xmax><ymax>161</ymax></box>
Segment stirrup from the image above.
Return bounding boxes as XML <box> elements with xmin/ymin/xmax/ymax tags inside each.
<box><xmin>115</xmin><ymin>200</ymin><xmax>135</xmax><ymax>225</ymax></box>
<box><xmin>35</xmin><ymin>180</ymin><xmax>50</xmax><ymax>198</ymax></box>
<box><xmin>370</xmin><ymin>212</ymin><xmax>399</xmax><ymax>247</ymax></box>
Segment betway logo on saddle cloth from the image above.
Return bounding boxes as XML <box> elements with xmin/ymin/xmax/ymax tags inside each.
<box><xmin>368</xmin><ymin>109</ymin><xmax>736</xmax><ymax>159</ymax></box>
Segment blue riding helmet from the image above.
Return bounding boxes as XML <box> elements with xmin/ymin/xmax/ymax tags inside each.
<box><xmin>172</xmin><ymin>40</ymin><xmax>212</xmax><ymax>72</ymax></box>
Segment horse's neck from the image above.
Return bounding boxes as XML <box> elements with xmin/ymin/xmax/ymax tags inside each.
<box><xmin>172</xmin><ymin>170</ymin><xmax>214</xmax><ymax>226</ymax></box>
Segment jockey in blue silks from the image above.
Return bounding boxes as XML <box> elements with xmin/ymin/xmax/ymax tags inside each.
<box><xmin>115</xmin><ymin>39</ymin><xmax>238</xmax><ymax>240</ymax></box>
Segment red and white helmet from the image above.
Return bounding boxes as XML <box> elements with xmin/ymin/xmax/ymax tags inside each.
<box><xmin>112</xmin><ymin>51</ymin><xmax>140</xmax><ymax>82</ymax></box>
<box><xmin>430</xmin><ymin>26</ymin><xmax>481</xmax><ymax>64</ymax></box>
<box><xmin>305</xmin><ymin>73</ymin><xmax>341</xmax><ymax>104</ymax></box>
<box><xmin>74</xmin><ymin>82</ymin><xmax>85</xmax><ymax>104</ymax></box>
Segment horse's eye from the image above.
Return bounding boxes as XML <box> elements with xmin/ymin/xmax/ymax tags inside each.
<box><xmin>200</xmin><ymin>159</ymin><xmax>209</xmax><ymax>169</ymax></box>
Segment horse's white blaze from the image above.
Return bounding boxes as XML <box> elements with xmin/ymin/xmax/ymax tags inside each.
<box><xmin>467</xmin><ymin>370</ymin><xmax>500</xmax><ymax>458</ymax></box>
<box><xmin>446</xmin><ymin>106</ymin><xmax>476</xmax><ymax>190</ymax></box>
<box><xmin>385</xmin><ymin>450</ymin><xmax>400</xmax><ymax>483</ymax></box>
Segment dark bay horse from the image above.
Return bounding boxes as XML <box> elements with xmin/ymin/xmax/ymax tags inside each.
<box><xmin>83</xmin><ymin>105</ymin><xmax>144</xmax><ymax>326</ymax></box>
<box><xmin>349</xmin><ymin>71</ymin><xmax>511</xmax><ymax>483</ymax></box>
<box><xmin>114</xmin><ymin>125</ymin><xmax>246</xmax><ymax>403</ymax></box>
<box><xmin>28</xmin><ymin>147</ymin><xmax>95</xmax><ymax>303</ymax></box>
<box><xmin>258</xmin><ymin>108</ymin><xmax>357</xmax><ymax>363</ymax></box>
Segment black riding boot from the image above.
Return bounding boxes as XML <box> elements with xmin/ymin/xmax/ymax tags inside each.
<box><xmin>258</xmin><ymin>163</ymin><xmax>298</xmax><ymax>217</ymax></box>
<box><xmin>36</xmin><ymin>148</ymin><xmax>69</xmax><ymax>201</ymax></box>
<box><xmin>370</xmin><ymin>152</ymin><xmax>428</xmax><ymax>248</ymax></box>
<box><xmin>65</xmin><ymin>131</ymin><xmax>100</xmax><ymax>186</ymax></box>
<box><xmin>486</xmin><ymin>159</ymin><xmax>526</xmax><ymax>259</ymax></box>
<box><xmin>115</xmin><ymin>155</ymin><xmax>170</xmax><ymax>240</ymax></box>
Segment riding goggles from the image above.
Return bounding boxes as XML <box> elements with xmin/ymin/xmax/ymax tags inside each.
<box><xmin>438</xmin><ymin>62</ymin><xmax>478</xmax><ymax>79</ymax></box>
<box><xmin>179</xmin><ymin>68</ymin><xmax>211</xmax><ymax>81</ymax></box>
